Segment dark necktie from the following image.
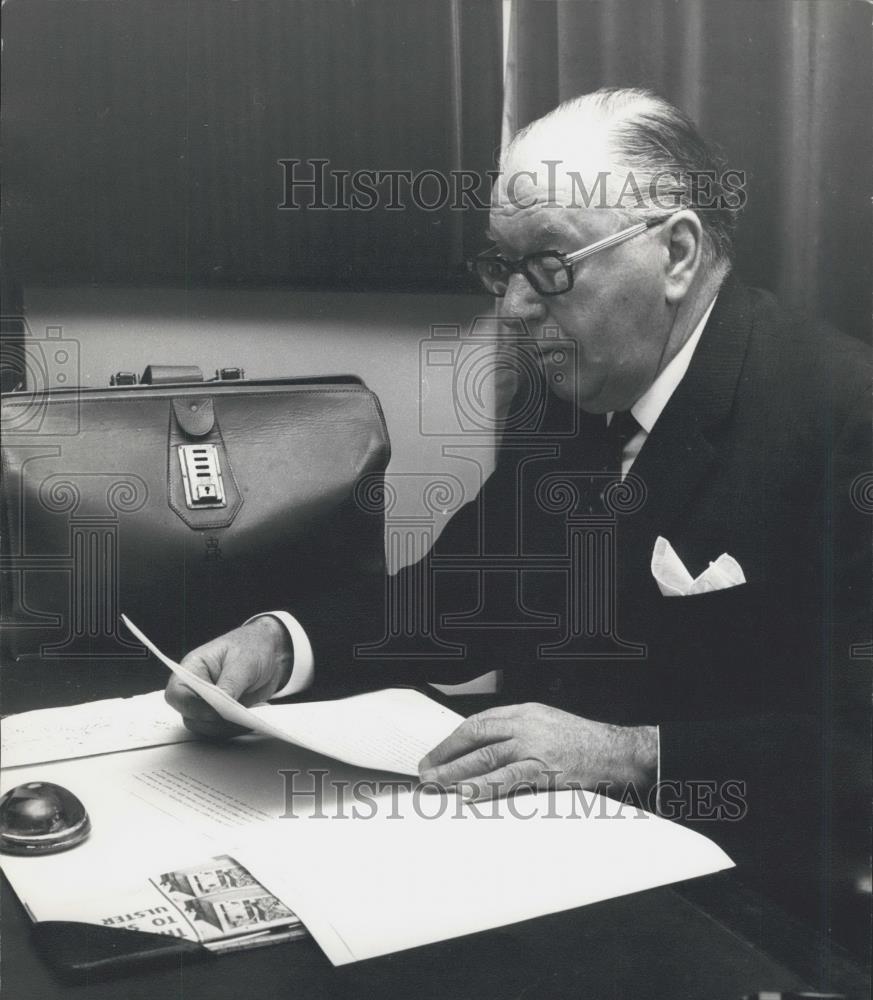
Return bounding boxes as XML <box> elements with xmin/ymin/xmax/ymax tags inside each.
<box><xmin>568</xmin><ymin>409</ymin><xmax>639</xmax><ymax>516</ymax></box>
<box><xmin>604</xmin><ymin>409</ymin><xmax>641</xmax><ymax>477</ymax></box>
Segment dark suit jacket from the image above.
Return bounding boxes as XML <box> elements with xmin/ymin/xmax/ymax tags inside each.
<box><xmin>291</xmin><ymin>276</ymin><xmax>871</xmax><ymax>920</ymax></box>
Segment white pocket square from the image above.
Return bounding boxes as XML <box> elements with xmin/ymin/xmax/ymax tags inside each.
<box><xmin>651</xmin><ymin>536</ymin><xmax>746</xmax><ymax>597</ymax></box>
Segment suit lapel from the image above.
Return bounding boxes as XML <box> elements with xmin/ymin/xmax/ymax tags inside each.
<box><xmin>618</xmin><ymin>276</ymin><xmax>754</xmax><ymax>554</ymax></box>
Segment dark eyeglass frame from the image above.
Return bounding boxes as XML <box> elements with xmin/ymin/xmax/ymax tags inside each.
<box><xmin>470</xmin><ymin>217</ymin><xmax>668</xmax><ymax>297</ymax></box>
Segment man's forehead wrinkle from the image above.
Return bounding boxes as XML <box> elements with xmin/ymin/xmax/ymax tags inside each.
<box><xmin>489</xmin><ymin>197</ymin><xmax>576</xmax><ymax>231</ymax></box>
<box><xmin>490</xmin><ymin>195</ymin><xmax>555</xmax><ymax>220</ymax></box>
<box><xmin>541</xmin><ymin>219</ymin><xmax>562</xmax><ymax>235</ymax></box>
<box><xmin>487</xmin><ymin>203</ymin><xmax>596</xmax><ymax>259</ymax></box>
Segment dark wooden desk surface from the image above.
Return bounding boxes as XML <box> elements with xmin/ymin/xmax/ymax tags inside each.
<box><xmin>2</xmin><ymin>675</ymin><xmax>870</xmax><ymax>1000</ymax></box>
<box><xmin>4</xmin><ymin>866</ymin><xmax>866</xmax><ymax>1000</ymax></box>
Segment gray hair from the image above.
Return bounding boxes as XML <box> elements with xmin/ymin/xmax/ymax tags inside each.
<box><xmin>504</xmin><ymin>87</ymin><xmax>741</xmax><ymax>269</ymax></box>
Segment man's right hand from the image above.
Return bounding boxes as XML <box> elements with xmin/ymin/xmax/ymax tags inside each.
<box><xmin>164</xmin><ymin>616</ymin><xmax>293</xmax><ymax>738</ymax></box>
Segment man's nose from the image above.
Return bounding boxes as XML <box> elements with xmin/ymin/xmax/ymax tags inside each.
<box><xmin>499</xmin><ymin>273</ymin><xmax>547</xmax><ymax>324</ymax></box>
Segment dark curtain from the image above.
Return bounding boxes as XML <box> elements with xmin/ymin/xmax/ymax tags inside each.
<box><xmin>503</xmin><ymin>0</ymin><xmax>871</xmax><ymax>340</ymax></box>
<box><xmin>1</xmin><ymin>0</ymin><xmax>501</xmax><ymax>292</ymax></box>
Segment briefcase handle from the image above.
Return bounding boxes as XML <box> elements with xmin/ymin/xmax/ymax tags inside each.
<box><xmin>140</xmin><ymin>365</ymin><xmax>204</xmax><ymax>385</ymax></box>
<box><xmin>109</xmin><ymin>366</ymin><xmax>247</xmax><ymax>386</ymax></box>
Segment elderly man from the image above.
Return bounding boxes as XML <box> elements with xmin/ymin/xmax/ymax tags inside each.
<box><xmin>167</xmin><ymin>89</ymin><xmax>870</xmax><ymax>917</ymax></box>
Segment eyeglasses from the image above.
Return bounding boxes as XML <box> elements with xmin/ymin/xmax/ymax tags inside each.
<box><xmin>470</xmin><ymin>217</ymin><xmax>666</xmax><ymax>297</ymax></box>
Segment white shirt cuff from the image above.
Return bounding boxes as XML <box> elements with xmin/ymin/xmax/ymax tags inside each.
<box><xmin>242</xmin><ymin>611</ymin><xmax>315</xmax><ymax>698</ymax></box>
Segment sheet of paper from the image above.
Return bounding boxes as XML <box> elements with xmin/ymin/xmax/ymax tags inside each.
<box><xmin>237</xmin><ymin>787</ymin><xmax>735</xmax><ymax>965</ymax></box>
<box><xmin>121</xmin><ymin>614</ymin><xmax>463</xmax><ymax>774</ymax></box>
<box><xmin>1</xmin><ymin>690</ymin><xmax>196</xmax><ymax>769</ymax></box>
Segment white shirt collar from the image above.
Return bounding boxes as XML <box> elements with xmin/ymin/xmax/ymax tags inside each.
<box><xmin>628</xmin><ymin>295</ymin><xmax>718</xmax><ymax>435</ymax></box>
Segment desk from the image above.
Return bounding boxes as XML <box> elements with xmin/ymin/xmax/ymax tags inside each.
<box><xmin>3</xmin><ymin>867</ymin><xmax>870</xmax><ymax>1000</ymax></box>
<box><xmin>1</xmin><ymin>683</ymin><xmax>870</xmax><ymax>999</ymax></box>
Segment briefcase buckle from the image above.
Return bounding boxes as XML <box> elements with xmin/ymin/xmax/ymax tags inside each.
<box><xmin>177</xmin><ymin>444</ymin><xmax>227</xmax><ymax>509</ymax></box>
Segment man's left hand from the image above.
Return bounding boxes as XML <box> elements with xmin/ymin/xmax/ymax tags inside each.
<box><xmin>418</xmin><ymin>703</ymin><xmax>657</xmax><ymax>801</ymax></box>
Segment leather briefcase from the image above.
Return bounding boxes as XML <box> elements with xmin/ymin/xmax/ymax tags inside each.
<box><xmin>0</xmin><ymin>365</ymin><xmax>390</xmax><ymax>707</ymax></box>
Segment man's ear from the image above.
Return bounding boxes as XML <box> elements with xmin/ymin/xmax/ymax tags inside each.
<box><xmin>661</xmin><ymin>210</ymin><xmax>703</xmax><ymax>304</ymax></box>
